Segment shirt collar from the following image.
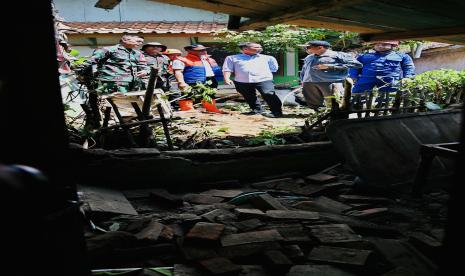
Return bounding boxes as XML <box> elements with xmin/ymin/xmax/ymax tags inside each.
<box><xmin>318</xmin><ymin>49</ymin><xmax>337</xmax><ymax>57</ymax></box>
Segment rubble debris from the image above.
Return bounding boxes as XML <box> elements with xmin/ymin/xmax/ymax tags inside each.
<box><xmin>286</xmin><ymin>265</ymin><xmax>356</xmax><ymax>276</ymax></box>
<box><xmin>174</xmin><ymin>264</ymin><xmax>202</xmax><ymax>276</ymax></box>
<box><xmin>199</xmin><ymin>257</ymin><xmax>242</xmax><ymax>275</ymax></box>
<box><xmin>183</xmin><ymin>193</ymin><xmax>225</xmax><ymax>205</ymax></box>
<box><xmin>408</xmin><ymin>232</ymin><xmax>442</xmax><ymax>261</ymax></box>
<box><xmin>186</xmin><ymin>222</ymin><xmax>225</xmax><ymax>242</ymax></box>
<box><xmin>79</xmin><ymin>185</ymin><xmax>138</xmax><ymax>216</ymax></box>
<box><xmin>149</xmin><ymin>189</ymin><xmax>184</xmax><ymax>206</ymax></box>
<box><xmin>250</xmin><ymin>178</ymin><xmax>295</xmax><ymax>189</ymax></box>
<box><xmin>345</xmin><ymin>208</ymin><xmax>389</xmax><ymax>218</ymax></box>
<box><xmin>234</xmin><ymin>208</ymin><xmax>267</xmax><ymax>219</ymax></box>
<box><xmin>221</xmin><ymin>230</ymin><xmax>284</xmax><ymax>247</ymax></box>
<box><xmin>217</xmin><ymin>242</ymin><xmax>281</xmax><ymax>259</ymax></box>
<box><xmin>80</xmin><ymin>158</ymin><xmax>446</xmax><ymax>276</ymax></box>
<box><xmin>282</xmin><ymin>245</ymin><xmax>305</xmax><ymax>261</ymax></box>
<box><xmin>263</xmin><ymin>250</ymin><xmax>293</xmax><ymax>273</ymax></box>
<box><xmin>369</xmin><ymin>238</ymin><xmax>437</xmax><ymax>276</ymax></box>
<box><xmin>239</xmin><ymin>265</ymin><xmax>268</xmax><ymax>276</ymax></box>
<box><xmin>181</xmin><ymin>246</ymin><xmax>217</xmax><ymax>261</ymax></box>
<box><xmin>308</xmin><ymin>224</ymin><xmax>363</xmax><ymax>244</ymax></box>
<box><xmin>250</xmin><ymin>194</ymin><xmax>288</xmax><ymax>210</ymax></box>
<box><xmin>231</xmin><ymin>218</ymin><xmax>266</xmax><ymax>232</ymax></box>
<box><xmin>308</xmin><ymin>246</ymin><xmax>373</xmax><ymax>266</ymax></box>
<box><xmin>262</xmin><ymin>223</ymin><xmax>312</xmax><ymax>243</ymax></box>
<box><xmin>296</xmin><ymin>196</ymin><xmax>352</xmax><ymax>214</ymax></box>
<box><xmin>201</xmin><ymin>189</ymin><xmax>244</xmax><ymax>199</ymax></box>
<box><xmin>135</xmin><ymin>220</ymin><xmax>165</xmax><ymax>242</ymax></box>
<box><xmin>201</xmin><ymin>209</ymin><xmax>235</xmax><ymax>223</ymax></box>
<box><xmin>265</xmin><ymin>210</ymin><xmax>319</xmax><ymax>220</ymax></box>
<box><xmin>305</xmin><ymin>173</ymin><xmax>338</xmax><ymax>183</ymax></box>
<box><xmin>338</xmin><ymin>195</ymin><xmax>392</xmax><ymax>204</ymax></box>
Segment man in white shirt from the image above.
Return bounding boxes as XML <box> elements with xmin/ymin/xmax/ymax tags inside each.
<box><xmin>223</xmin><ymin>42</ymin><xmax>283</xmax><ymax>118</ymax></box>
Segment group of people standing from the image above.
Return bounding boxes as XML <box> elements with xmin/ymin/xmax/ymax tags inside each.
<box><xmin>74</xmin><ymin>34</ymin><xmax>415</xmax><ymax>118</ymax></box>
<box><xmin>299</xmin><ymin>40</ymin><xmax>415</xmax><ymax>112</ymax></box>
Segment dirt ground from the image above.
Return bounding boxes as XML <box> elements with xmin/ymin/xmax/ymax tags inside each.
<box><xmin>166</xmin><ymin>100</ymin><xmax>314</xmax><ymax>148</ymax></box>
<box><xmin>66</xmin><ymin>88</ymin><xmax>323</xmax><ymax>149</ymax></box>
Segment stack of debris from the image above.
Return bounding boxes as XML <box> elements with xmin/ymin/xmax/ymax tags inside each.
<box><xmin>78</xmin><ymin>165</ymin><xmax>447</xmax><ymax>275</ymax></box>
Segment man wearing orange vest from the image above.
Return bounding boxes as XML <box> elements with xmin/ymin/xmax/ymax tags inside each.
<box><xmin>172</xmin><ymin>44</ymin><xmax>223</xmax><ymax>91</ymax></box>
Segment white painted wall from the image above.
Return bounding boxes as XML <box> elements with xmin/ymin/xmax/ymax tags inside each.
<box><xmin>286</xmin><ymin>49</ymin><xmax>296</xmax><ymax>76</ymax></box>
<box><xmin>414</xmin><ymin>49</ymin><xmax>465</xmax><ymax>74</ymax></box>
<box><xmin>70</xmin><ymin>37</ymin><xmax>192</xmax><ymax>57</ymax></box>
<box><xmin>54</xmin><ymin>0</ymin><xmax>227</xmax><ymax>22</ymax></box>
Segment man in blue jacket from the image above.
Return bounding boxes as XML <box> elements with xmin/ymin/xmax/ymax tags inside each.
<box><xmin>300</xmin><ymin>40</ymin><xmax>362</xmax><ymax>110</ymax></box>
<box><xmin>349</xmin><ymin>41</ymin><xmax>415</xmax><ymax>96</ymax></box>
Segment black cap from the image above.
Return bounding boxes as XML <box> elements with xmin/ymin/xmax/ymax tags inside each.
<box><xmin>184</xmin><ymin>44</ymin><xmax>209</xmax><ymax>51</ymax></box>
<box><xmin>299</xmin><ymin>40</ymin><xmax>331</xmax><ymax>47</ymax></box>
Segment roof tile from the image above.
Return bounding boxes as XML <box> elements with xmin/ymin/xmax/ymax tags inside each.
<box><xmin>62</xmin><ymin>21</ymin><xmax>227</xmax><ymax>35</ymax></box>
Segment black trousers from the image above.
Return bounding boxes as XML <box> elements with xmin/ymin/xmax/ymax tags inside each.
<box><xmin>234</xmin><ymin>80</ymin><xmax>282</xmax><ymax>115</ymax></box>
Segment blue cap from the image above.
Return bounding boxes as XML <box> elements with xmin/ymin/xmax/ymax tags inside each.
<box><xmin>300</xmin><ymin>40</ymin><xmax>331</xmax><ymax>47</ymax></box>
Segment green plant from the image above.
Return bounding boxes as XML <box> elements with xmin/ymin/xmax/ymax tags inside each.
<box><xmin>400</xmin><ymin>69</ymin><xmax>465</xmax><ymax>108</ymax></box>
<box><xmin>221</xmin><ymin>102</ymin><xmax>249</xmax><ymax>112</ymax></box>
<box><xmin>216</xmin><ymin>126</ymin><xmax>230</xmax><ymax>133</ymax></box>
<box><xmin>182</xmin><ymin>80</ymin><xmax>217</xmax><ymax>103</ymax></box>
<box><xmin>248</xmin><ymin>127</ymin><xmax>296</xmax><ymax>146</ymax></box>
<box><xmin>214</xmin><ymin>24</ymin><xmax>360</xmax><ymax>53</ymax></box>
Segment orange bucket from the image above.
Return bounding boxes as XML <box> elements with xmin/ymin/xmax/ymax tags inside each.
<box><xmin>179</xmin><ymin>99</ymin><xmax>194</xmax><ymax>111</ymax></box>
<box><xmin>202</xmin><ymin>99</ymin><xmax>221</xmax><ymax>113</ymax></box>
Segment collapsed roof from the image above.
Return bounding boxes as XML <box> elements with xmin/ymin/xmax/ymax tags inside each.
<box><xmin>138</xmin><ymin>0</ymin><xmax>465</xmax><ymax>45</ymax></box>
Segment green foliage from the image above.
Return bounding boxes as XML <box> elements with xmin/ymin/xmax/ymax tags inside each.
<box><xmin>214</xmin><ymin>24</ymin><xmax>360</xmax><ymax>53</ymax></box>
<box><xmin>216</xmin><ymin>126</ymin><xmax>230</xmax><ymax>133</ymax></box>
<box><xmin>182</xmin><ymin>80</ymin><xmax>217</xmax><ymax>103</ymax></box>
<box><xmin>221</xmin><ymin>102</ymin><xmax>250</xmax><ymax>112</ymax></box>
<box><xmin>248</xmin><ymin>127</ymin><xmax>296</xmax><ymax>146</ymax></box>
<box><xmin>400</xmin><ymin>69</ymin><xmax>465</xmax><ymax>107</ymax></box>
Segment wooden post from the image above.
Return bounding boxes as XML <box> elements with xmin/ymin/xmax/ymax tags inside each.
<box><xmin>157</xmin><ymin>103</ymin><xmax>174</xmax><ymax>150</ymax></box>
<box><xmin>365</xmin><ymin>92</ymin><xmax>374</xmax><ymax>117</ymax></box>
<box><xmin>106</xmin><ymin>98</ymin><xmax>138</xmax><ymax>147</ymax></box>
<box><xmin>341</xmin><ymin>78</ymin><xmax>352</xmax><ymax>112</ymax></box>
<box><xmin>131</xmin><ymin>102</ymin><xmax>155</xmax><ymax>147</ymax></box>
<box><xmin>100</xmin><ymin>106</ymin><xmax>112</xmax><ymax>148</ymax></box>
<box><xmin>142</xmin><ymin>68</ymin><xmax>158</xmax><ymax>118</ymax></box>
<box><xmin>392</xmin><ymin>90</ymin><xmax>402</xmax><ymax>114</ymax></box>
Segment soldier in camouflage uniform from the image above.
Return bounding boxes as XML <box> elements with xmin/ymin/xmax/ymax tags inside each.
<box><xmin>140</xmin><ymin>42</ymin><xmax>171</xmax><ymax>91</ymax></box>
<box><xmin>76</xmin><ymin>34</ymin><xmax>149</xmax><ymax>94</ymax></box>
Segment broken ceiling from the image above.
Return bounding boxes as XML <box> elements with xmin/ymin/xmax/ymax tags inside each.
<box><xmin>142</xmin><ymin>0</ymin><xmax>465</xmax><ymax>45</ymax></box>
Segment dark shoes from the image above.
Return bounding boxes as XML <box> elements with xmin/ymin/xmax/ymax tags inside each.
<box><xmin>242</xmin><ymin>110</ymin><xmax>265</xmax><ymax>115</ymax></box>
<box><xmin>262</xmin><ymin>112</ymin><xmax>284</xmax><ymax>118</ymax></box>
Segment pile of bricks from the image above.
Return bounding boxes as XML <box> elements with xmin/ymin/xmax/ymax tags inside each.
<box><xmin>80</xmin><ymin>167</ymin><xmax>447</xmax><ymax>275</ymax></box>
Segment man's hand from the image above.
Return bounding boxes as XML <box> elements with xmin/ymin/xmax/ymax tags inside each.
<box><xmin>178</xmin><ymin>82</ymin><xmax>189</xmax><ymax>90</ymax></box>
<box><xmin>312</xmin><ymin>64</ymin><xmax>332</xmax><ymax>70</ymax></box>
<box><xmin>224</xmin><ymin>79</ymin><xmax>233</xmax><ymax>85</ymax></box>
<box><xmin>400</xmin><ymin>78</ymin><xmax>412</xmax><ymax>86</ymax></box>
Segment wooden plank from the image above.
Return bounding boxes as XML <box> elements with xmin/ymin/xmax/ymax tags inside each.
<box><xmin>78</xmin><ymin>185</ymin><xmax>138</xmax><ymax>216</ymax></box>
